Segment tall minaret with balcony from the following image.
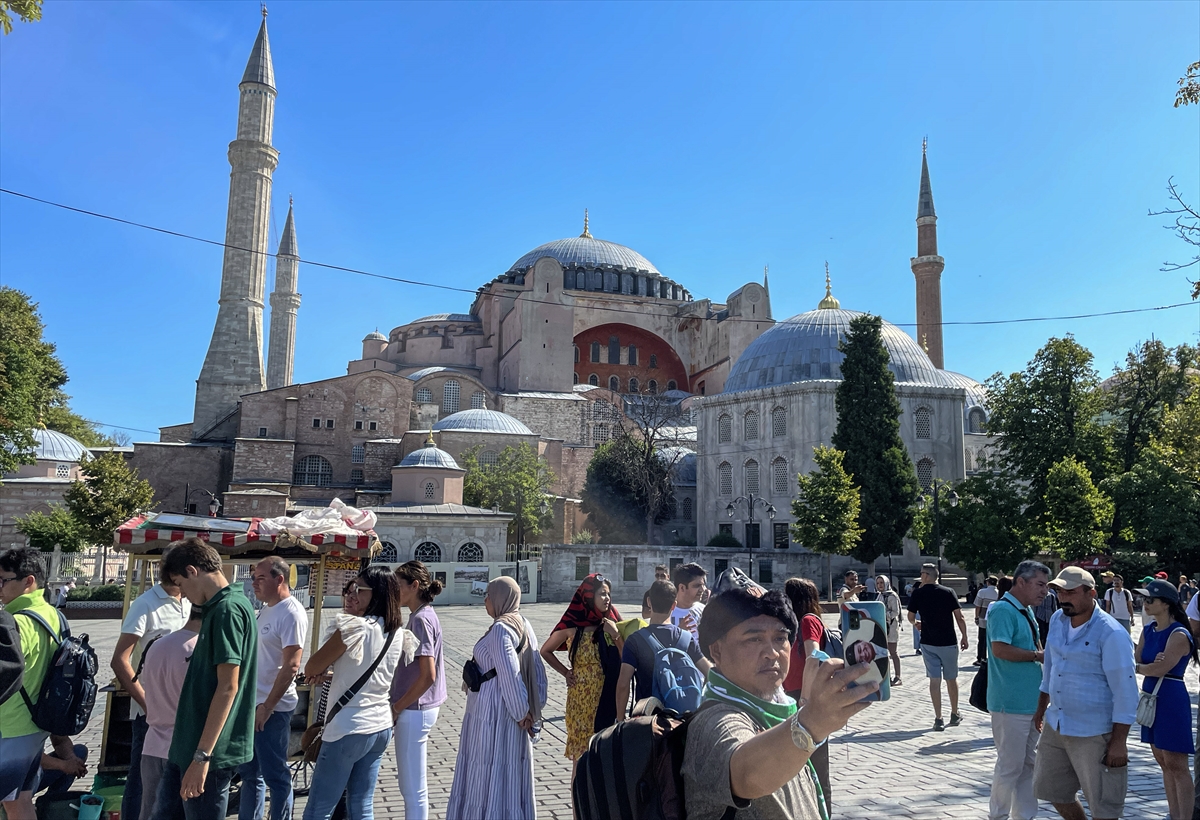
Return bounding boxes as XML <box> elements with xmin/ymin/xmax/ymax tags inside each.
<box><xmin>194</xmin><ymin>11</ymin><xmax>280</xmax><ymax>433</ymax></box>
<box><xmin>267</xmin><ymin>199</ymin><xmax>300</xmax><ymax>389</ymax></box>
<box><xmin>910</xmin><ymin>139</ymin><xmax>946</xmax><ymax>369</ymax></box>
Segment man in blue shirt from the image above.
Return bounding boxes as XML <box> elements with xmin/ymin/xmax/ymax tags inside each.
<box><xmin>1032</xmin><ymin>567</ymin><xmax>1138</xmax><ymax>820</ymax></box>
<box><xmin>986</xmin><ymin>560</ymin><xmax>1049</xmax><ymax>820</ymax></box>
<box><xmin>614</xmin><ymin>581</ymin><xmax>710</xmax><ymax>717</ymax></box>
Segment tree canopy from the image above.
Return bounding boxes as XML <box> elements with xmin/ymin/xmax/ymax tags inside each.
<box><xmin>581</xmin><ymin>436</ymin><xmax>675</xmax><ymax>544</ymax></box>
<box><xmin>941</xmin><ymin>472</ymin><xmax>1030</xmax><ymax>573</ymax></box>
<box><xmin>460</xmin><ymin>444</ymin><xmax>554</xmax><ymax>543</ymax></box>
<box><xmin>0</xmin><ymin>0</ymin><xmax>41</xmax><ymax>35</ymax></box>
<box><xmin>15</xmin><ymin>506</ymin><xmax>86</xmax><ymax>553</ymax></box>
<box><xmin>789</xmin><ymin>445</ymin><xmax>863</xmax><ymax>557</ymax></box>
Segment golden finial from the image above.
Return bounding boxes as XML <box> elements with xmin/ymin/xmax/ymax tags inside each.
<box><xmin>817</xmin><ymin>261</ymin><xmax>840</xmax><ymax>310</ymax></box>
<box><xmin>580</xmin><ymin>209</ymin><xmax>592</xmax><ymax>239</ymax></box>
<box><xmin>425</xmin><ymin>429</ymin><xmax>436</xmax><ymax>447</ymax></box>
<box><xmin>261</xmin><ymin>4</ymin><xmax>268</xmax><ymax>19</ymax></box>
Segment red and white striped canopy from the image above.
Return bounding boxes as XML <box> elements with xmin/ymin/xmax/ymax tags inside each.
<box><xmin>114</xmin><ymin>515</ymin><xmax>378</xmax><ymax>558</ymax></box>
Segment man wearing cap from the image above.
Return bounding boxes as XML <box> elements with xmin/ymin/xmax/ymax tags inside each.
<box><xmin>1032</xmin><ymin>567</ymin><xmax>1138</xmax><ymax>820</ymax></box>
<box><xmin>682</xmin><ymin>588</ymin><xmax>876</xmax><ymax>819</ymax></box>
<box><xmin>906</xmin><ymin>562</ymin><xmax>970</xmax><ymax>731</ymax></box>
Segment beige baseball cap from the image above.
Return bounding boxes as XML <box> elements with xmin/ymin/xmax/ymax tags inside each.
<box><xmin>1049</xmin><ymin>566</ymin><xmax>1096</xmax><ymax>590</ymax></box>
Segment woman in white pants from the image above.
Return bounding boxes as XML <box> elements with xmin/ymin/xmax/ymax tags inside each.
<box><xmin>389</xmin><ymin>561</ymin><xmax>447</xmax><ymax>820</ymax></box>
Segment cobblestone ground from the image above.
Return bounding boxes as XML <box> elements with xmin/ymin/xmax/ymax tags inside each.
<box><xmin>74</xmin><ymin>606</ymin><xmax>1178</xmax><ymax>819</ymax></box>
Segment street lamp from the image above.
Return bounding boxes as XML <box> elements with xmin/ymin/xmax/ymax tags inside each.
<box><xmin>916</xmin><ymin>483</ymin><xmax>959</xmax><ymax>578</ymax></box>
<box><xmin>184</xmin><ymin>484</ymin><xmax>221</xmax><ymax>517</ymax></box>
<box><xmin>725</xmin><ymin>494</ymin><xmax>776</xmax><ymax>581</ymax></box>
<box><xmin>516</xmin><ymin>497</ymin><xmax>551</xmax><ymax>561</ymax></box>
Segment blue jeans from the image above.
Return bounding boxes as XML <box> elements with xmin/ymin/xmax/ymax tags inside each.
<box><xmin>238</xmin><ymin>709</ymin><xmax>295</xmax><ymax>820</ymax></box>
<box><xmin>123</xmin><ymin>714</ymin><xmax>149</xmax><ymax>820</ymax></box>
<box><xmin>301</xmin><ymin>729</ymin><xmax>392</xmax><ymax>820</ymax></box>
<box><xmin>150</xmin><ymin>761</ymin><xmax>236</xmax><ymax>820</ymax></box>
<box><xmin>36</xmin><ymin>745</ymin><xmax>89</xmax><ymax>794</ymax></box>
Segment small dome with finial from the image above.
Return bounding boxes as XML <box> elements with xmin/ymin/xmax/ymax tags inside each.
<box><xmin>817</xmin><ymin>262</ymin><xmax>840</xmax><ymax>310</ymax></box>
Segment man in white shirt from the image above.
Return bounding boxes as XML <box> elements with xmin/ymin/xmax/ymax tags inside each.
<box><xmin>109</xmin><ymin>566</ymin><xmax>190</xmax><ymax>820</ymax></box>
<box><xmin>671</xmin><ymin>563</ymin><xmax>707</xmax><ymax>642</ymax></box>
<box><xmin>973</xmin><ymin>576</ymin><xmax>999</xmax><ymax>665</ymax></box>
<box><xmin>1101</xmin><ymin>574</ymin><xmax>1133</xmax><ymax>633</ymax></box>
<box><xmin>238</xmin><ymin>557</ymin><xmax>306</xmax><ymax>820</ymax></box>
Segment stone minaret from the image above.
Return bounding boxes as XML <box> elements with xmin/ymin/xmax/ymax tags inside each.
<box><xmin>267</xmin><ymin>199</ymin><xmax>300</xmax><ymax>389</ymax></box>
<box><xmin>194</xmin><ymin>12</ymin><xmax>280</xmax><ymax>433</ymax></box>
<box><xmin>910</xmin><ymin>139</ymin><xmax>945</xmax><ymax>369</ymax></box>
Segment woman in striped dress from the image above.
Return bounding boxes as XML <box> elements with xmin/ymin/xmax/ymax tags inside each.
<box><xmin>446</xmin><ymin>578</ymin><xmax>547</xmax><ymax>820</ymax></box>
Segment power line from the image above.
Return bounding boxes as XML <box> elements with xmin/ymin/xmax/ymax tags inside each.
<box><xmin>2</xmin><ymin>187</ymin><xmax>1196</xmax><ymax>329</ymax></box>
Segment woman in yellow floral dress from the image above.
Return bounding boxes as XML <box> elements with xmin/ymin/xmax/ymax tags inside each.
<box><xmin>540</xmin><ymin>574</ymin><xmax>624</xmax><ymax>775</ymax></box>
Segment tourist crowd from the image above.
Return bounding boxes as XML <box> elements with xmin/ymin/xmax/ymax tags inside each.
<box><xmin>0</xmin><ymin>543</ymin><xmax>1193</xmax><ymax>820</ymax></box>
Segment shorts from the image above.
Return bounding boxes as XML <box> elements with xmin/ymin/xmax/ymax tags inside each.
<box><xmin>1033</xmin><ymin>724</ymin><xmax>1126</xmax><ymax>819</ymax></box>
<box><xmin>0</xmin><ymin>731</ymin><xmax>49</xmax><ymax>801</ymax></box>
<box><xmin>921</xmin><ymin>643</ymin><xmax>960</xmax><ymax>680</ymax></box>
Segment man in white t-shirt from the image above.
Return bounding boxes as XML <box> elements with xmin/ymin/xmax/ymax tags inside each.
<box><xmin>109</xmin><ymin>568</ymin><xmax>190</xmax><ymax>820</ymax></box>
<box><xmin>973</xmin><ymin>576</ymin><xmax>999</xmax><ymax>665</ymax></box>
<box><xmin>1101</xmin><ymin>574</ymin><xmax>1134</xmax><ymax>632</ymax></box>
<box><xmin>238</xmin><ymin>557</ymin><xmax>307</xmax><ymax>820</ymax></box>
<box><xmin>671</xmin><ymin>563</ymin><xmax>707</xmax><ymax>642</ymax></box>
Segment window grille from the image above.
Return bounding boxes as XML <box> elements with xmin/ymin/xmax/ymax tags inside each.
<box><xmin>759</xmin><ymin>559</ymin><xmax>773</xmax><ymax>584</ymax></box>
<box><xmin>772</xmin><ymin>457</ymin><xmax>789</xmax><ymax>495</ymax></box>
<box><xmin>471</xmin><ymin>392</ymin><xmax>486</xmax><ymax>410</ymax></box>
<box><xmin>312</xmin><ymin>418</ymin><xmax>321</xmax><ymax>428</ymax></box>
<box><xmin>355</xmin><ymin>420</ymin><xmax>363</xmax><ymax>430</ymax></box>
<box><xmin>55</xmin><ymin>464</ymin><xmax>70</xmax><ymax>478</ymax></box>
<box><xmin>718</xmin><ymin>414</ymin><xmax>732</xmax><ymax>443</ymax></box>
<box><xmin>373</xmin><ymin>542</ymin><xmax>398</xmax><ymax>563</ymax></box>
<box><xmin>351</xmin><ymin>445</ymin><xmax>365</xmax><ymax>463</ymax></box>
<box><xmin>917</xmin><ymin>458</ymin><xmax>935</xmax><ymax>489</ymax></box>
<box><xmin>574</xmin><ymin>373</ymin><xmax>579</xmax><ymax>385</ymax></box>
<box><xmin>681</xmin><ymin>497</ymin><xmax>693</xmax><ymax>520</ymax></box>
<box><xmin>968</xmin><ymin>408</ymin><xmax>986</xmax><ymax>434</ymax></box>
<box><xmin>457</xmin><ymin>543</ymin><xmax>484</xmax><ymax>562</ymax></box>
<box><xmin>424</xmin><ymin>481</ymin><xmax>436</xmax><ymax>499</ymax></box>
<box><xmin>480</xmin><ymin>450</ymin><xmax>499</xmax><ymax>468</ymax></box>
<box><xmin>719</xmin><ymin>462</ymin><xmax>733</xmax><ymax>495</ymax></box>
<box><xmin>414</xmin><ymin>542</ymin><xmax>442</xmax><ymax>562</ymax></box>
<box><xmin>258</xmin><ymin>427</ymin><xmax>268</xmax><ymax>437</ymax></box>
<box><xmin>588</xmin><ymin>374</ymin><xmax>599</xmax><ymax>387</ymax></box>
<box><xmin>350</xmin><ymin>469</ymin><xmax>364</xmax><ymax>484</ymax></box>
<box><xmin>744</xmin><ymin>411</ymin><xmax>759</xmax><ymax>440</ymax></box>
<box><xmin>772</xmin><ymin>407</ymin><xmax>786</xmax><ymax>437</ymax></box>
<box><xmin>443</xmin><ymin>380</ymin><xmax>460</xmax><ymax>414</ymax></box>
<box><xmin>965</xmin><ymin>449</ymin><xmax>974</xmax><ymax>472</ymax></box>
<box><xmin>609</xmin><ymin>376</ymin><xmax>620</xmax><ymax>392</ymax></box>
<box><xmin>593</xmin><ymin>424</ymin><xmax>609</xmax><ymax>443</ymax></box>
<box><xmin>745</xmin><ymin>459</ymin><xmax>759</xmax><ymax>495</ymax></box>
<box><xmin>369</xmin><ymin>422</ymin><xmax>377</xmax><ymax>431</ymax></box>
<box><xmin>915</xmin><ymin>407</ymin><xmax>933</xmax><ymax>439</ymax></box>
<box><xmin>293</xmin><ymin>455</ymin><xmax>332</xmax><ymax>487</ymax></box>
<box><xmin>325</xmin><ymin>419</ymin><xmax>334</xmax><ymax>429</ymax></box>
<box><xmin>415</xmin><ymin>387</ymin><xmax>432</xmax><ymax>403</ymax></box>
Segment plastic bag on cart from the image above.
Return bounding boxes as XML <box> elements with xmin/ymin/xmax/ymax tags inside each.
<box><xmin>330</xmin><ymin>498</ymin><xmax>377</xmax><ymax>532</ymax></box>
<box><xmin>257</xmin><ymin>499</ymin><xmax>375</xmax><ymax>538</ymax></box>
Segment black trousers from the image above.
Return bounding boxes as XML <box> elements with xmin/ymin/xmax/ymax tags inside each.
<box><xmin>976</xmin><ymin>626</ymin><xmax>987</xmax><ymax>662</ymax></box>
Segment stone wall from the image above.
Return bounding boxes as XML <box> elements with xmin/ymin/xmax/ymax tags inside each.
<box><xmin>128</xmin><ymin>442</ymin><xmax>233</xmax><ymax>515</ymax></box>
<box><xmin>500</xmin><ymin>393</ymin><xmax>587</xmax><ymax>446</ymax></box>
<box><xmin>0</xmin><ymin>479</ymin><xmax>70</xmax><ymax>551</ymax></box>
<box><xmin>232</xmin><ymin>439</ymin><xmax>295</xmax><ymax>483</ymax></box>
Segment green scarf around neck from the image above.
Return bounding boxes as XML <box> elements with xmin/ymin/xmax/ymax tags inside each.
<box><xmin>702</xmin><ymin>668</ymin><xmax>797</xmax><ymax>727</ymax></box>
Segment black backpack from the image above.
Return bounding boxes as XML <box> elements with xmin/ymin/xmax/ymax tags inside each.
<box><xmin>0</xmin><ymin>610</ymin><xmax>24</xmax><ymax>705</ymax></box>
<box><xmin>16</xmin><ymin>610</ymin><xmax>99</xmax><ymax>735</ymax></box>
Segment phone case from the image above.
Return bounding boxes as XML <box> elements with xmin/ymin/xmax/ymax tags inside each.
<box><xmin>839</xmin><ymin>601</ymin><xmax>891</xmax><ymax>702</ymax></box>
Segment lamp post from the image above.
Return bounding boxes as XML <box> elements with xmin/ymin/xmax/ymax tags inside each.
<box><xmin>725</xmin><ymin>493</ymin><xmax>776</xmax><ymax>581</ymax></box>
<box><xmin>516</xmin><ymin>497</ymin><xmax>551</xmax><ymax>561</ymax></box>
<box><xmin>183</xmin><ymin>484</ymin><xmax>222</xmax><ymax>517</ymax></box>
<box><xmin>916</xmin><ymin>483</ymin><xmax>959</xmax><ymax>578</ymax></box>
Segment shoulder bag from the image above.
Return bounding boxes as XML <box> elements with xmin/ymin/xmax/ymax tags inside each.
<box><xmin>969</xmin><ymin>599</ymin><xmax>1041</xmax><ymax>714</ymax></box>
<box><xmin>301</xmin><ymin>629</ymin><xmax>395</xmax><ymax>763</ymax></box>
<box><xmin>1137</xmin><ymin>624</ymin><xmax>1191</xmax><ymax>728</ymax></box>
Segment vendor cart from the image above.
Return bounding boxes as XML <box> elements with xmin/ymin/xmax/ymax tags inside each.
<box><xmin>102</xmin><ymin>511</ymin><xmax>380</xmax><ymax>797</ymax></box>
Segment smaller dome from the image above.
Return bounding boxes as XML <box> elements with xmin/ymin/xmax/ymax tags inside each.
<box><xmin>657</xmin><ymin>447</ymin><xmax>697</xmax><ymax>485</ymax></box>
<box><xmin>433</xmin><ymin>409</ymin><xmax>533</xmax><ymax>435</ymax></box>
<box><xmin>410</xmin><ymin>313</ymin><xmax>479</xmax><ymax>324</ymax></box>
<box><xmin>405</xmin><ymin>366</ymin><xmax>468</xmax><ymax>381</ymax></box>
<box><xmin>363</xmin><ymin>331</ymin><xmax>387</xmax><ymax>342</ymax></box>
<box><xmin>24</xmin><ymin>429</ymin><xmax>89</xmax><ymax>462</ymax></box>
<box><xmin>397</xmin><ymin>444</ymin><xmax>461</xmax><ymax>470</ymax></box>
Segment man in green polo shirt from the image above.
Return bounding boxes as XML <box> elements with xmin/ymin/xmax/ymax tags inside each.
<box><xmin>986</xmin><ymin>559</ymin><xmax>1050</xmax><ymax>820</ymax></box>
<box><xmin>159</xmin><ymin>538</ymin><xmax>257</xmax><ymax>820</ymax></box>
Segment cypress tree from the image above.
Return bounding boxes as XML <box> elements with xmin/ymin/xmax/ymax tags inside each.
<box><xmin>831</xmin><ymin>315</ymin><xmax>920</xmax><ymax>563</ymax></box>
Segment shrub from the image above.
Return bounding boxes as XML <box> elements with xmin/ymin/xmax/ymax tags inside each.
<box><xmin>66</xmin><ymin>586</ymin><xmax>92</xmax><ymax>601</ymax></box>
<box><xmin>571</xmin><ymin>530</ymin><xmax>595</xmax><ymax>545</ymax></box>
<box><xmin>89</xmin><ymin>584</ymin><xmax>126</xmax><ymax>602</ymax></box>
<box><xmin>671</xmin><ymin>536</ymin><xmax>696</xmax><ymax>547</ymax></box>
<box><xmin>706</xmin><ymin>532</ymin><xmax>742</xmax><ymax>548</ymax></box>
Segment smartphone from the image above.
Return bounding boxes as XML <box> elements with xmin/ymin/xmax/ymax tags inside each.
<box><xmin>839</xmin><ymin>601</ymin><xmax>891</xmax><ymax>702</ymax></box>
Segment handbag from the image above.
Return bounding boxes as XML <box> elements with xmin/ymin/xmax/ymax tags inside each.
<box><xmin>969</xmin><ymin>599</ymin><xmax>1041</xmax><ymax>714</ymax></box>
<box><xmin>300</xmin><ymin>629</ymin><xmax>396</xmax><ymax>763</ymax></box>
<box><xmin>1136</xmin><ymin>676</ymin><xmax>1164</xmax><ymax>728</ymax></box>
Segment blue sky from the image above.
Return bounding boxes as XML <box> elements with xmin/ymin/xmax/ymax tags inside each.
<box><xmin>1</xmin><ymin>1</ymin><xmax>1197</xmax><ymax>440</ymax></box>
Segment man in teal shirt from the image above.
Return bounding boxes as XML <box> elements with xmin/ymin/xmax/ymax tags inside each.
<box><xmin>987</xmin><ymin>559</ymin><xmax>1050</xmax><ymax>820</ymax></box>
<box><xmin>159</xmin><ymin>538</ymin><xmax>257</xmax><ymax>820</ymax></box>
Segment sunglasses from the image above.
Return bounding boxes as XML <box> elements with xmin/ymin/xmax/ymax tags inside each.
<box><xmin>342</xmin><ymin>583</ymin><xmax>369</xmax><ymax>597</ymax></box>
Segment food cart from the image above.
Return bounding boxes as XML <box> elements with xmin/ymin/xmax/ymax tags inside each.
<box><xmin>102</xmin><ymin>511</ymin><xmax>380</xmax><ymax>796</ymax></box>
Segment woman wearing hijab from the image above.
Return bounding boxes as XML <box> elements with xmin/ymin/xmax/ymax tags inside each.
<box><xmin>539</xmin><ymin>573</ymin><xmax>623</xmax><ymax>776</ymax></box>
<box><xmin>446</xmin><ymin>578</ymin><xmax>548</xmax><ymax>820</ymax></box>
<box><xmin>875</xmin><ymin>575</ymin><xmax>903</xmax><ymax>686</ymax></box>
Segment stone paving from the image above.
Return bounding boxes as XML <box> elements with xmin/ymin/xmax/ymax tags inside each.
<box><xmin>72</xmin><ymin>605</ymin><xmax>1178</xmax><ymax>819</ymax></box>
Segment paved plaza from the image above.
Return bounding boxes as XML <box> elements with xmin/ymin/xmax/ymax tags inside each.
<box><xmin>72</xmin><ymin>604</ymin><xmax>1178</xmax><ymax>819</ymax></box>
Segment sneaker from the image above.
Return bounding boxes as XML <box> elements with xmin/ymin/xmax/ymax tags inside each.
<box><xmin>949</xmin><ymin>712</ymin><xmax>963</xmax><ymax>727</ymax></box>
<box><xmin>915</xmin><ymin>649</ymin><xmax>922</xmax><ymax>655</ymax></box>
<box><xmin>933</xmin><ymin>718</ymin><xmax>945</xmax><ymax>731</ymax></box>
<box><xmin>891</xmin><ymin>677</ymin><xmax>902</xmax><ymax>687</ymax></box>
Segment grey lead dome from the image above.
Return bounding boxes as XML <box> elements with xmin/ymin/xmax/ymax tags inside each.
<box><xmin>432</xmin><ymin>409</ymin><xmax>534</xmax><ymax>436</ymax></box>
<box><xmin>509</xmin><ymin>236</ymin><xmax>660</xmax><ymax>275</ymax></box>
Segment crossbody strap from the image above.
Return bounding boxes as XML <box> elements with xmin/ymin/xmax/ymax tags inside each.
<box><xmin>325</xmin><ymin>628</ymin><xmax>395</xmax><ymax>725</ymax></box>
<box><xmin>1002</xmin><ymin>598</ymin><xmax>1041</xmax><ymax>652</ymax></box>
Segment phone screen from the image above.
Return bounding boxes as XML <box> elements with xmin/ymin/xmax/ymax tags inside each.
<box><xmin>839</xmin><ymin>602</ymin><xmax>891</xmax><ymax>702</ymax></box>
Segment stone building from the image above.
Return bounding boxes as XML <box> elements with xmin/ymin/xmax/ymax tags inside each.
<box><xmin>0</xmin><ymin>429</ymin><xmax>89</xmax><ymax>550</ymax></box>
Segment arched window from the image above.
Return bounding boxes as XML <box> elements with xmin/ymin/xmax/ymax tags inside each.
<box><xmin>648</xmin><ymin>380</ymin><xmax>658</xmax><ymax>394</ymax></box>
<box><xmin>745</xmin><ymin>459</ymin><xmax>760</xmax><ymax>495</ymax></box>
<box><xmin>608</xmin><ymin>336</ymin><xmax>620</xmax><ymax>364</ymax></box>
<box><xmin>574</xmin><ymin>345</ymin><xmax>580</xmax><ymax>363</ymax></box>
<box><xmin>573</xmin><ymin>372</ymin><xmax>579</xmax><ymax>385</ymax></box>
<box><xmin>718</xmin><ymin>462</ymin><xmax>733</xmax><ymax>496</ymax></box>
<box><xmin>609</xmin><ymin>375</ymin><xmax>620</xmax><ymax>392</ymax></box>
<box><xmin>588</xmin><ymin>374</ymin><xmax>599</xmax><ymax>386</ymax></box>
<box><xmin>681</xmin><ymin>497</ymin><xmax>693</xmax><ymax>521</ymax></box>
<box><xmin>916</xmin><ymin>457</ymin><xmax>935</xmax><ymax>489</ymax></box>
<box><xmin>424</xmin><ymin>481</ymin><xmax>437</xmax><ymax>500</ymax></box>
<box><xmin>591</xmin><ymin>341</ymin><xmax>601</xmax><ymax>362</ymax></box>
<box><xmin>628</xmin><ymin>345</ymin><xmax>638</xmax><ymax>366</ymax></box>
<box><xmin>965</xmin><ymin>448</ymin><xmax>975</xmax><ymax>472</ymax></box>
<box><xmin>629</xmin><ymin>377</ymin><xmax>639</xmax><ymax>393</ymax></box>
<box><xmin>744</xmin><ymin>410</ymin><xmax>759</xmax><ymax>440</ymax></box>
<box><xmin>293</xmin><ymin>455</ymin><xmax>332</xmax><ymax>487</ymax></box>
<box><xmin>372</xmin><ymin>542</ymin><xmax>399</xmax><ymax>564</ymax></box>
<box><xmin>443</xmin><ymin>380</ymin><xmax>460</xmax><ymax>414</ymax></box>
<box><xmin>414</xmin><ymin>542</ymin><xmax>442</xmax><ymax>562</ymax></box>
<box><xmin>470</xmin><ymin>391</ymin><xmax>486</xmax><ymax>410</ymax></box>
<box><xmin>772</xmin><ymin>407</ymin><xmax>786</xmax><ymax>438</ymax></box>
<box><xmin>718</xmin><ymin>414</ymin><xmax>732</xmax><ymax>443</ymax></box>
<box><xmin>593</xmin><ymin>424</ymin><xmax>610</xmax><ymax>443</ymax></box>
<box><xmin>351</xmin><ymin>444</ymin><xmax>365</xmax><ymax>463</ymax></box>
<box><xmin>479</xmin><ymin>450</ymin><xmax>499</xmax><ymax>468</ymax></box>
<box><xmin>415</xmin><ymin>387</ymin><xmax>433</xmax><ymax>403</ymax></box>
<box><xmin>650</xmin><ymin>354</ymin><xmax>658</xmax><ymax>369</ymax></box>
<box><xmin>772</xmin><ymin>457</ymin><xmax>789</xmax><ymax>495</ymax></box>
<box><xmin>667</xmin><ymin>380</ymin><xmax>677</xmax><ymax>391</ymax></box>
<box><xmin>968</xmin><ymin>407</ymin><xmax>986</xmax><ymax>434</ymax></box>
<box><xmin>457</xmin><ymin>543</ymin><xmax>484</xmax><ymax>563</ymax></box>
<box><xmin>914</xmin><ymin>406</ymin><xmax>933</xmax><ymax>439</ymax></box>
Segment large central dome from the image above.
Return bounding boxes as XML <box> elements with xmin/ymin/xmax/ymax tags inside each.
<box><xmin>508</xmin><ymin>236</ymin><xmax>660</xmax><ymax>275</ymax></box>
<box><xmin>724</xmin><ymin>307</ymin><xmax>943</xmax><ymax>392</ymax></box>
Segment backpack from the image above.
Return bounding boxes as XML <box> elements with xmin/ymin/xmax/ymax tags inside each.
<box><xmin>573</xmin><ymin>700</ymin><xmax>732</xmax><ymax>820</ymax></box>
<box><xmin>642</xmin><ymin>629</ymin><xmax>704</xmax><ymax>714</ymax></box>
<box><xmin>0</xmin><ymin>611</ymin><xmax>23</xmax><ymax>705</ymax></box>
<box><xmin>15</xmin><ymin>610</ymin><xmax>99</xmax><ymax>735</ymax></box>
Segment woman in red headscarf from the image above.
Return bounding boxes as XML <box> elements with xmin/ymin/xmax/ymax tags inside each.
<box><xmin>539</xmin><ymin>574</ymin><xmax>623</xmax><ymax>774</ymax></box>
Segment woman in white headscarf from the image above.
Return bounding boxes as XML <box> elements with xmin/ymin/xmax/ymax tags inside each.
<box><xmin>876</xmin><ymin>574</ymin><xmax>903</xmax><ymax>686</ymax></box>
<box><xmin>446</xmin><ymin>577</ymin><xmax>548</xmax><ymax>820</ymax></box>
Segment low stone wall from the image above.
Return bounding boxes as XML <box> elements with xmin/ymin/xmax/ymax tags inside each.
<box><xmin>61</xmin><ymin>600</ymin><xmax>124</xmax><ymax>620</ymax></box>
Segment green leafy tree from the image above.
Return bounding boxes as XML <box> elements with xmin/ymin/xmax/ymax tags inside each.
<box><xmin>830</xmin><ymin>315</ymin><xmax>919</xmax><ymax>563</ymax></box>
<box><xmin>63</xmin><ymin>451</ymin><xmax>153</xmax><ymax>582</ymax></box>
<box><xmin>1176</xmin><ymin>60</ymin><xmax>1200</xmax><ymax>108</ymax></box>
<box><xmin>460</xmin><ymin>444</ymin><xmax>554</xmax><ymax>543</ymax></box>
<box><xmin>15</xmin><ymin>506</ymin><xmax>85</xmax><ymax>552</ymax></box>
<box><xmin>941</xmin><ymin>472</ymin><xmax>1031</xmax><ymax>574</ymax></box>
<box><xmin>0</xmin><ymin>288</ymin><xmax>67</xmax><ymax>474</ymax></box>
<box><xmin>0</xmin><ymin>0</ymin><xmax>41</xmax><ymax>35</ymax></box>
<box><xmin>790</xmin><ymin>445</ymin><xmax>863</xmax><ymax>557</ymax></box>
<box><xmin>1155</xmin><ymin>381</ymin><xmax>1200</xmax><ymax>482</ymax></box>
<box><xmin>1104</xmin><ymin>448</ymin><xmax>1200</xmax><ymax>575</ymax></box>
<box><xmin>1041</xmin><ymin>456</ymin><xmax>1112</xmax><ymax>560</ymax></box>
<box><xmin>580</xmin><ymin>437</ymin><xmax>670</xmax><ymax>544</ymax></box>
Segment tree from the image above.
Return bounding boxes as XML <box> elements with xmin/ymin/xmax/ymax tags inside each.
<box><xmin>1149</xmin><ymin>178</ymin><xmax>1200</xmax><ymax>298</ymax></box>
<box><xmin>789</xmin><ymin>446</ymin><xmax>863</xmax><ymax>557</ymax></box>
<box><xmin>1104</xmin><ymin>448</ymin><xmax>1200</xmax><ymax>575</ymax></box>
<box><xmin>0</xmin><ymin>287</ymin><xmax>67</xmax><ymax>474</ymax></box>
<box><xmin>0</xmin><ymin>0</ymin><xmax>41</xmax><ymax>35</ymax></box>
<box><xmin>580</xmin><ymin>437</ymin><xmax>672</xmax><ymax>544</ymax></box>
<box><xmin>460</xmin><ymin>444</ymin><xmax>554</xmax><ymax>543</ymax></box>
<box><xmin>1041</xmin><ymin>456</ymin><xmax>1112</xmax><ymax>560</ymax></box>
<box><xmin>1176</xmin><ymin>60</ymin><xmax>1200</xmax><ymax>108</ymax></box>
<box><xmin>985</xmin><ymin>335</ymin><xmax>1111</xmax><ymax>519</ymax></box>
<box><xmin>941</xmin><ymin>472</ymin><xmax>1031</xmax><ymax>574</ymax></box>
<box><xmin>15</xmin><ymin>506</ymin><xmax>85</xmax><ymax>552</ymax></box>
<box><xmin>1155</xmin><ymin>381</ymin><xmax>1200</xmax><ymax>482</ymax></box>
<box><xmin>830</xmin><ymin>315</ymin><xmax>919</xmax><ymax>563</ymax></box>
<box><xmin>63</xmin><ymin>452</ymin><xmax>153</xmax><ymax>580</ymax></box>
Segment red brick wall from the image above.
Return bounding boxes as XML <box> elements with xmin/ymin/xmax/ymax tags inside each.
<box><xmin>573</xmin><ymin>323</ymin><xmax>688</xmax><ymax>392</ymax></box>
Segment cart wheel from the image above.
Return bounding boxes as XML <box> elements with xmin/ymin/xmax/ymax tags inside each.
<box><xmin>290</xmin><ymin>758</ymin><xmax>314</xmax><ymax>797</ymax></box>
